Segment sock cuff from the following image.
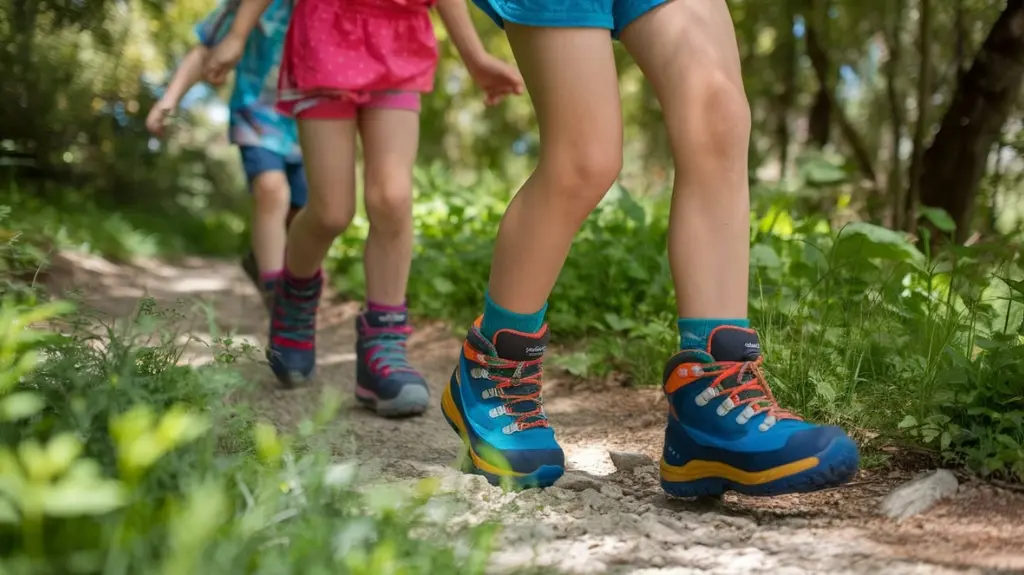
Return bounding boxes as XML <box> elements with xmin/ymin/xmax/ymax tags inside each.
<box><xmin>260</xmin><ymin>270</ymin><xmax>283</xmax><ymax>283</ymax></box>
<box><xmin>481</xmin><ymin>291</ymin><xmax>548</xmax><ymax>339</ymax></box>
<box><xmin>677</xmin><ymin>318</ymin><xmax>750</xmax><ymax>350</ymax></box>
<box><xmin>367</xmin><ymin>300</ymin><xmax>407</xmax><ymax>312</ymax></box>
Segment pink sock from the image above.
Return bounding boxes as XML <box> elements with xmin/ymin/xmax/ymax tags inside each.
<box><xmin>260</xmin><ymin>270</ymin><xmax>283</xmax><ymax>284</ymax></box>
<box><xmin>367</xmin><ymin>300</ymin><xmax>406</xmax><ymax>312</ymax></box>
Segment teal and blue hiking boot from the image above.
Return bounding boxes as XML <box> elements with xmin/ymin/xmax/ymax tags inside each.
<box><xmin>355</xmin><ymin>309</ymin><xmax>429</xmax><ymax>417</ymax></box>
<box><xmin>266</xmin><ymin>271</ymin><xmax>321</xmax><ymax>387</ymax></box>
<box><xmin>660</xmin><ymin>326</ymin><xmax>859</xmax><ymax>497</ymax></box>
<box><xmin>441</xmin><ymin>318</ymin><xmax>565</xmax><ymax>488</ymax></box>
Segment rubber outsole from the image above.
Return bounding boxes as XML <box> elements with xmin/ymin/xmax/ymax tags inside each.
<box><xmin>661</xmin><ymin>435</ymin><xmax>860</xmax><ymax>498</ymax></box>
<box><xmin>266</xmin><ymin>350</ymin><xmax>314</xmax><ymax>389</ymax></box>
<box><xmin>442</xmin><ymin>409</ymin><xmax>564</xmax><ymax>490</ymax></box>
<box><xmin>356</xmin><ymin>384</ymin><xmax>429</xmax><ymax>418</ymax></box>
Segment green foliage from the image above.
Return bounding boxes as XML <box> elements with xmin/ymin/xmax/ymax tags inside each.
<box><xmin>0</xmin><ymin>229</ymin><xmax>498</xmax><ymax>573</ymax></box>
<box><xmin>1</xmin><ymin>186</ymin><xmax>246</xmax><ymax>261</ymax></box>
<box><xmin>328</xmin><ymin>164</ymin><xmax>1024</xmax><ymax>481</ymax></box>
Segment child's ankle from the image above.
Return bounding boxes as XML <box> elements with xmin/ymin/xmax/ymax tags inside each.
<box><xmin>677</xmin><ymin>318</ymin><xmax>750</xmax><ymax>350</ymax></box>
<box><xmin>366</xmin><ymin>300</ymin><xmax>406</xmax><ymax>313</ymax></box>
<box><xmin>480</xmin><ymin>291</ymin><xmax>547</xmax><ymax>340</ymax></box>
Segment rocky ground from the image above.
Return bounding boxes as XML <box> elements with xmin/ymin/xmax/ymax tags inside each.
<box><xmin>44</xmin><ymin>251</ymin><xmax>1024</xmax><ymax>574</ymax></box>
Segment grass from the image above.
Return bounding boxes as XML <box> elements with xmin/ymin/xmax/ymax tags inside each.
<box><xmin>6</xmin><ymin>154</ymin><xmax>1024</xmax><ymax>488</ymax></box>
<box><xmin>0</xmin><ymin>210</ymin><xmax>504</xmax><ymax>573</ymax></box>
<box><xmin>324</xmin><ymin>161</ymin><xmax>1024</xmax><ymax>482</ymax></box>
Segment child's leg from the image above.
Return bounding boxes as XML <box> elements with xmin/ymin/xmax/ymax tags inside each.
<box><xmin>359</xmin><ymin>94</ymin><xmax>420</xmax><ymax>307</ymax></box>
<box><xmin>483</xmin><ymin>25</ymin><xmax>624</xmax><ymax>336</ymax></box>
<box><xmin>618</xmin><ymin>0</ymin><xmax>859</xmax><ymax>496</ymax></box>
<box><xmin>350</xmin><ymin>94</ymin><xmax>429</xmax><ymax>418</ymax></box>
<box><xmin>442</xmin><ymin>23</ymin><xmax>623</xmax><ymax>488</ymax></box>
<box><xmin>265</xmin><ymin>101</ymin><xmax>358</xmax><ymax>386</ymax></box>
<box><xmin>287</xmin><ymin>116</ymin><xmax>358</xmax><ymax>277</ymax></box>
<box><xmin>238</xmin><ymin>147</ymin><xmax>292</xmax><ymax>310</ymax></box>
<box><xmin>620</xmin><ymin>0</ymin><xmax>748</xmax><ymax>329</ymax></box>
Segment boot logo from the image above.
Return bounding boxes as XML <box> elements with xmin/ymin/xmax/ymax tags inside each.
<box><xmin>524</xmin><ymin>345</ymin><xmax>546</xmax><ymax>357</ymax></box>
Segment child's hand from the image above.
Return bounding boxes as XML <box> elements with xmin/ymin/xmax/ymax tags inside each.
<box><xmin>204</xmin><ymin>34</ymin><xmax>246</xmax><ymax>86</ymax></box>
<box><xmin>467</xmin><ymin>55</ymin><xmax>524</xmax><ymax>106</ymax></box>
<box><xmin>145</xmin><ymin>99</ymin><xmax>176</xmax><ymax>137</ymax></box>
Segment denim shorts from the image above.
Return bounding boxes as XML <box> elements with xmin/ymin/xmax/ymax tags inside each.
<box><xmin>472</xmin><ymin>0</ymin><xmax>668</xmax><ymax>39</ymax></box>
<box><xmin>238</xmin><ymin>146</ymin><xmax>309</xmax><ymax>209</ymax></box>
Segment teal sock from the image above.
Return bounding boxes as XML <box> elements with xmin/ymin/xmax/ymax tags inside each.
<box><xmin>677</xmin><ymin>318</ymin><xmax>750</xmax><ymax>350</ymax></box>
<box><xmin>481</xmin><ymin>291</ymin><xmax>547</xmax><ymax>340</ymax></box>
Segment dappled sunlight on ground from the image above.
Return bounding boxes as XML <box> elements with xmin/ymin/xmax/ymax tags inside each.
<box><xmin>43</xmin><ymin>248</ymin><xmax>1024</xmax><ymax>574</ymax></box>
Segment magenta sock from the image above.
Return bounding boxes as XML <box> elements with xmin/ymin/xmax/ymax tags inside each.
<box><xmin>367</xmin><ymin>300</ymin><xmax>406</xmax><ymax>312</ymax></box>
<box><xmin>260</xmin><ymin>270</ymin><xmax>283</xmax><ymax>283</ymax></box>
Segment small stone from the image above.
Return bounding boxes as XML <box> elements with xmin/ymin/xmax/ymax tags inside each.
<box><xmin>879</xmin><ymin>469</ymin><xmax>959</xmax><ymax>522</ymax></box>
<box><xmin>600</xmin><ymin>484</ymin><xmax>624</xmax><ymax>499</ymax></box>
<box><xmin>556</xmin><ymin>470</ymin><xmax>605</xmax><ymax>492</ymax></box>
<box><xmin>610</xmin><ymin>451</ymin><xmax>657</xmax><ymax>473</ymax></box>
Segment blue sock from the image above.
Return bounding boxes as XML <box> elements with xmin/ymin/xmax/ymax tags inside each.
<box><xmin>481</xmin><ymin>291</ymin><xmax>547</xmax><ymax>340</ymax></box>
<box><xmin>677</xmin><ymin>318</ymin><xmax>750</xmax><ymax>350</ymax></box>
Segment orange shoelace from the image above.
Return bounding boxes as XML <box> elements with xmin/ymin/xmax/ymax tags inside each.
<box><xmin>472</xmin><ymin>351</ymin><xmax>549</xmax><ymax>431</ymax></box>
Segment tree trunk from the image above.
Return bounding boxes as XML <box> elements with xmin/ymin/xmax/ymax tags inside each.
<box><xmin>919</xmin><ymin>0</ymin><xmax>1024</xmax><ymax>242</ymax></box>
<box><xmin>905</xmin><ymin>0</ymin><xmax>932</xmax><ymax>235</ymax></box>
<box><xmin>807</xmin><ymin>86</ymin><xmax>832</xmax><ymax>148</ymax></box>
<box><xmin>886</xmin><ymin>0</ymin><xmax>907</xmax><ymax>229</ymax></box>
<box><xmin>804</xmin><ymin>24</ymin><xmax>879</xmax><ymax>186</ymax></box>
<box><xmin>776</xmin><ymin>0</ymin><xmax>798</xmax><ymax>180</ymax></box>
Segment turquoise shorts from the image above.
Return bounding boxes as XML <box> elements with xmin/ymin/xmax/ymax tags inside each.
<box><xmin>472</xmin><ymin>0</ymin><xmax>668</xmax><ymax>39</ymax></box>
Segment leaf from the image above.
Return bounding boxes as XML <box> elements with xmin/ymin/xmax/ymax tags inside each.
<box><xmin>430</xmin><ymin>276</ymin><xmax>455</xmax><ymax>295</ymax></box>
<box><xmin>834</xmin><ymin>222</ymin><xmax>924</xmax><ymax>265</ymax></box>
<box><xmin>750</xmin><ymin>243</ymin><xmax>782</xmax><ymax>269</ymax></box>
<box><xmin>42</xmin><ymin>477</ymin><xmax>126</xmax><ymax>517</ymax></box>
<box><xmin>918</xmin><ymin>207</ymin><xmax>956</xmax><ymax>233</ymax></box>
<box><xmin>0</xmin><ymin>392</ymin><xmax>45</xmax><ymax>422</ymax></box>
<box><xmin>897</xmin><ymin>415</ymin><xmax>918</xmax><ymax>429</ymax></box>
<box><xmin>799</xmin><ymin>154</ymin><xmax>848</xmax><ymax>186</ymax></box>
<box><xmin>604</xmin><ymin>313</ymin><xmax>635</xmax><ymax>332</ymax></box>
<box><xmin>0</xmin><ymin>497</ymin><xmax>17</xmax><ymax>524</ymax></box>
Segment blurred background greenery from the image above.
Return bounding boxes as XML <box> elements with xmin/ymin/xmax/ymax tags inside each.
<box><xmin>3</xmin><ymin>0</ymin><xmax>1024</xmax><ymax>571</ymax></box>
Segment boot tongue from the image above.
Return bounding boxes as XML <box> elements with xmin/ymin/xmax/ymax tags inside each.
<box><xmin>362</xmin><ymin>309</ymin><xmax>409</xmax><ymax>329</ymax></box>
<box><xmin>708</xmin><ymin>326</ymin><xmax>761</xmax><ymax>362</ymax></box>
<box><xmin>492</xmin><ymin>325</ymin><xmax>549</xmax><ymax>362</ymax></box>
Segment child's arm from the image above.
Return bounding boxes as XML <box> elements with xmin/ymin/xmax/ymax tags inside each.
<box><xmin>146</xmin><ymin>46</ymin><xmax>209</xmax><ymax>136</ymax></box>
<box><xmin>434</xmin><ymin>0</ymin><xmax>524</xmax><ymax>105</ymax></box>
<box><xmin>203</xmin><ymin>0</ymin><xmax>275</xmax><ymax>85</ymax></box>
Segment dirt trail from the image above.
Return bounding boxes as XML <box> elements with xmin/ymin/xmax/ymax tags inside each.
<box><xmin>45</xmin><ymin>251</ymin><xmax>1024</xmax><ymax>574</ymax></box>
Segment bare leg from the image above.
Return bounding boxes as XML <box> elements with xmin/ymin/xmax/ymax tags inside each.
<box><xmin>621</xmin><ymin>0</ymin><xmax>751</xmax><ymax>319</ymax></box>
<box><xmin>630</xmin><ymin>1</ymin><xmax>860</xmax><ymax>498</ymax></box>
<box><xmin>266</xmin><ymin>117</ymin><xmax>357</xmax><ymax>387</ymax></box>
<box><xmin>359</xmin><ymin>108</ymin><xmax>419</xmax><ymax>307</ymax></box>
<box><xmin>250</xmin><ymin>171</ymin><xmax>291</xmax><ymax>275</ymax></box>
<box><xmin>441</xmin><ymin>25</ymin><xmax>623</xmax><ymax>490</ymax></box>
<box><xmin>486</xmin><ymin>24</ymin><xmax>623</xmax><ymax>315</ymax></box>
<box><xmin>287</xmin><ymin>119</ymin><xmax>358</xmax><ymax>277</ymax></box>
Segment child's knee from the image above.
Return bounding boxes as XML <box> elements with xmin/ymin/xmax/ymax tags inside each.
<box><xmin>364</xmin><ymin>173</ymin><xmax>413</xmax><ymax>230</ymax></box>
<box><xmin>309</xmin><ymin>203</ymin><xmax>356</xmax><ymax>236</ymax></box>
<box><xmin>540</xmin><ymin>142</ymin><xmax>623</xmax><ymax>211</ymax></box>
<box><xmin>251</xmin><ymin>172</ymin><xmax>292</xmax><ymax>214</ymax></box>
<box><xmin>686</xmin><ymin>68</ymin><xmax>751</xmax><ymax>159</ymax></box>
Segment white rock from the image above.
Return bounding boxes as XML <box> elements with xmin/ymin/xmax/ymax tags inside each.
<box><xmin>879</xmin><ymin>469</ymin><xmax>959</xmax><ymax>522</ymax></box>
<box><xmin>609</xmin><ymin>451</ymin><xmax>657</xmax><ymax>473</ymax></box>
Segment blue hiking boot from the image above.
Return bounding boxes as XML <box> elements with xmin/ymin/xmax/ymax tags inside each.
<box><xmin>355</xmin><ymin>309</ymin><xmax>429</xmax><ymax>417</ymax></box>
<box><xmin>660</xmin><ymin>326</ymin><xmax>859</xmax><ymax>497</ymax></box>
<box><xmin>266</xmin><ymin>272</ymin><xmax>321</xmax><ymax>387</ymax></box>
<box><xmin>441</xmin><ymin>319</ymin><xmax>565</xmax><ymax>489</ymax></box>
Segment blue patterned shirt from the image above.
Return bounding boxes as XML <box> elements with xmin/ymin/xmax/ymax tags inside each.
<box><xmin>195</xmin><ymin>0</ymin><xmax>301</xmax><ymax>161</ymax></box>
